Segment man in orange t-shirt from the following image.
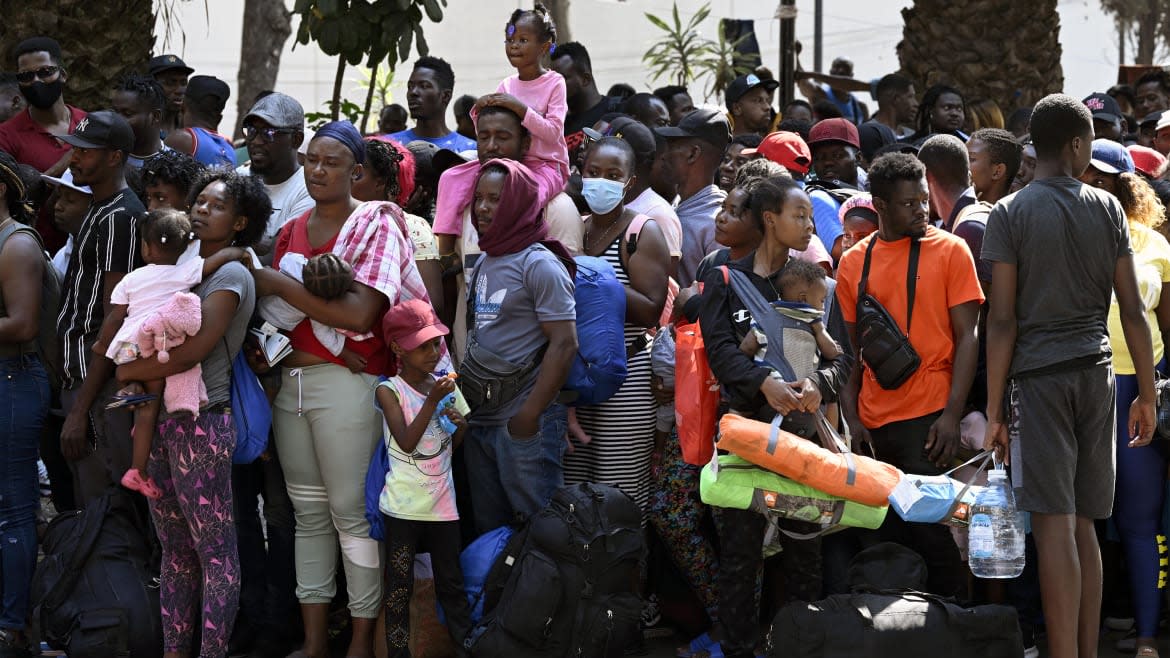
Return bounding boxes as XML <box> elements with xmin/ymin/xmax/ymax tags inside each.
<box><xmin>835</xmin><ymin>152</ymin><xmax>983</xmax><ymax>597</ymax></box>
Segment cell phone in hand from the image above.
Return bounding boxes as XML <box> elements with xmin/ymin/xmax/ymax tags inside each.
<box><xmin>105</xmin><ymin>393</ymin><xmax>158</xmax><ymax>410</ymax></box>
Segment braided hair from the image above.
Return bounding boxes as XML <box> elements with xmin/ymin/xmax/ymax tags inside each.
<box><xmin>0</xmin><ymin>151</ymin><xmax>34</xmax><ymax>224</ymax></box>
<box><xmin>914</xmin><ymin>84</ymin><xmax>964</xmax><ymax>139</ymax></box>
<box><xmin>302</xmin><ymin>253</ymin><xmax>354</xmax><ymax>300</ymax></box>
<box><xmin>362</xmin><ymin>138</ymin><xmax>410</xmax><ymax>205</ymax></box>
<box><xmin>508</xmin><ymin>3</ymin><xmax>557</xmax><ymax>48</ymax></box>
<box><xmin>114</xmin><ymin>74</ymin><xmax>166</xmax><ymax>113</ymax></box>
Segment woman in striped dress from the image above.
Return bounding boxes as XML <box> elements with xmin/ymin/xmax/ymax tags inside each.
<box><xmin>563</xmin><ymin>137</ymin><xmax>671</xmax><ymax>512</ymax></box>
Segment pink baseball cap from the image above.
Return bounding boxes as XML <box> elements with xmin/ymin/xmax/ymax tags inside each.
<box><xmin>1127</xmin><ymin>145</ymin><xmax>1168</xmax><ymax>179</ymax></box>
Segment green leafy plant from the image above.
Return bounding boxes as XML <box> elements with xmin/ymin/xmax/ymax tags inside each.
<box><xmin>642</xmin><ymin>2</ymin><xmax>717</xmax><ymax>88</ymax></box>
<box><xmin>306</xmin><ymin>98</ymin><xmax>363</xmax><ymax>131</ymax></box>
<box><xmin>699</xmin><ymin>24</ymin><xmax>755</xmax><ymax>102</ymax></box>
<box><xmin>293</xmin><ymin>0</ymin><xmax>446</xmax><ymax>124</ymax></box>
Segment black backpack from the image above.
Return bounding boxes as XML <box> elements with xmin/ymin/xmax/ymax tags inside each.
<box><xmin>31</xmin><ymin>489</ymin><xmax>163</xmax><ymax>658</ymax></box>
<box><xmin>805</xmin><ymin>180</ymin><xmax>862</xmax><ymax>208</ymax></box>
<box><xmin>465</xmin><ymin>483</ymin><xmax>645</xmax><ymax>658</ymax></box>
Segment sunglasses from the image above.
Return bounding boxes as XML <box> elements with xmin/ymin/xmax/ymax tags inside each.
<box><xmin>242</xmin><ymin>125</ymin><xmax>296</xmax><ymax>142</ymax></box>
<box><xmin>16</xmin><ymin>65</ymin><xmax>61</xmax><ymax>84</ymax></box>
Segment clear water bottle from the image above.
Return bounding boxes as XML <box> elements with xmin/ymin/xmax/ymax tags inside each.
<box><xmin>968</xmin><ymin>468</ymin><xmax>1026</xmax><ymax>578</ymax></box>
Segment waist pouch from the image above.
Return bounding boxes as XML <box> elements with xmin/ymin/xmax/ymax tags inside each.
<box><xmin>461</xmin><ymin>337</ymin><xmax>545</xmax><ymax>418</ymax></box>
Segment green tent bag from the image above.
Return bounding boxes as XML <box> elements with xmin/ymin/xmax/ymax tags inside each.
<box><xmin>700</xmin><ymin>455</ymin><xmax>887</xmax><ymax>530</ymax></box>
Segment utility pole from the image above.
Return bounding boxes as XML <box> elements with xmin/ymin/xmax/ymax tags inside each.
<box><xmin>779</xmin><ymin>0</ymin><xmax>797</xmax><ymax>109</ymax></box>
<box><xmin>814</xmin><ymin>0</ymin><xmax>823</xmax><ymax>72</ymax></box>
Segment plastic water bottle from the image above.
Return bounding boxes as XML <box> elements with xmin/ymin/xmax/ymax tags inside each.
<box><xmin>968</xmin><ymin>468</ymin><xmax>1026</xmax><ymax>578</ymax></box>
<box><xmin>436</xmin><ymin>392</ymin><xmax>458</xmax><ymax>435</ymax></box>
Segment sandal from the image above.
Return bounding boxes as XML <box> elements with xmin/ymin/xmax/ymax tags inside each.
<box><xmin>121</xmin><ymin>468</ymin><xmax>163</xmax><ymax>499</ymax></box>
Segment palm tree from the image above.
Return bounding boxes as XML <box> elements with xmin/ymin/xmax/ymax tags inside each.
<box><xmin>0</xmin><ymin>0</ymin><xmax>155</xmax><ymax>113</ymax></box>
<box><xmin>901</xmin><ymin>0</ymin><xmax>1064</xmax><ymax>116</ymax></box>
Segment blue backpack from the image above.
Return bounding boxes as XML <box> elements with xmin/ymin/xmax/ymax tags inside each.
<box><xmin>564</xmin><ymin>255</ymin><xmax>628</xmax><ymax>406</ymax></box>
<box><xmin>228</xmin><ymin>346</ymin><xmax>271</xmax><ymax>464</ymax></box>
<box><xmin>366</xmin><ymin>376</ymin><xmax>392</xmax><ymax>541</ymax></box>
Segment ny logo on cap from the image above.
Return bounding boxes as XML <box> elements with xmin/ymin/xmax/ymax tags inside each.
<box><xmin>75</xmin><ymin>117</ymin><xmax>90</xmax><ymax>133</ymax></box>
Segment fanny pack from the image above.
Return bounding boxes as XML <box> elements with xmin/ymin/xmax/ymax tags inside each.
<box><xmin>460</xmin><ymin>337</ymin><xmax>545</xmax><ymax>417</ymax></box>
<box><xmin>855</xmin><ymin>236</ymin><xmax>921</xmax><ymax>390</ymax></box>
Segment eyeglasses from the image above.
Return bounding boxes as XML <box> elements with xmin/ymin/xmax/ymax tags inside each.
<box><xmin>242</xmin><ymin>125</ymin><xmax>296</xmax><ymax>142</ymax></box>
<box><xmin>16</xmin><ymin>66</ymin><xmax>61</xmax><ymax>84</ymax></box>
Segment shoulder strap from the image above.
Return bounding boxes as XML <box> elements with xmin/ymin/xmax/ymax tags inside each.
<box><xmin>905</xmin><ymin>238</ymin><xmax>921</xmax><ymax>333</ymax></box>
<box><xmin>621</xmin><ymin>213</ymin><xmax>651</xmax><ymax>265</ymax></box>
<box><xmin>857</xmin><ymin>237</ymin><xmax>921</xmax><ymax>334</ymax></box>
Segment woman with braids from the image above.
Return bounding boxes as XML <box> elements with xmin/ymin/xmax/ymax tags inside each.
<box><xmin>140</xmin><ymin>149</ymin><xmax>206</xmax><ymax>211</ymax></box>
<box><xmin>910</xmin><ymin>84</ymin><xmax>968</xmax><ymax>144</ymax></box>
<box><xmin>356</xmin><ymin>137</ymin><xmax>445</xmax><ymax>316</ymax></box>
<box><xmin>251</xmin><ymin>121</ymin><xmax>443</xmax><ymax>658</ymax></box>
<box><xmin>114</xmin><ymin>169</ymin><xmax>270</xmax><ymax>658</ymax></box>
<box><xmin>1079</xmin><ymin>139</ymin><xmax>1170</xmax><ymax>658</ymax></box>
<box><xmin>0</xmin><ymin>151</ymin><xmax>50</xmax><ymax>657</ymax></box>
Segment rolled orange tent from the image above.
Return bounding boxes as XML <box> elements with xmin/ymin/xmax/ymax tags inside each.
<box><xmin>716</xmin><ymin>414</ymin><xmax>902</xmax><ymax>507</ymax></box>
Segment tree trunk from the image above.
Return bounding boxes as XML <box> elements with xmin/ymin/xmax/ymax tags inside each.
<box><xmin>331</xmin><ymin>55</ymin><xmax>346</xmax><ymax>121</ymax></box>
<box><xmin>234</xmin><ymin>0</ymin><xmax>292</xmax><ymax>139</ymax></box>
<box><xmin>360</xmin><ymin>60</ymin><xmax>379</xmax><ymax>135</ymax></box>
<box><xmin>901</xmin><ymin>0</ymin><xmax>1063</xmax><ymax>117</ymax></box>
<box><xmin>545</xmin><ymin>0</ymin><xmax>571</xmax><ymax>43</ymax></box>
<box><xmin>1136</xmin><ymin>0</ymin><xmax>1158</xmax><ymax>65</ymax></box>
<box><xmin>0</xmin><ymin>0</ymin><xmax>153</xmax><ymax>114</ymax></box>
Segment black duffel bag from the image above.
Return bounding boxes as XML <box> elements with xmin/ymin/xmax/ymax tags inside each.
<box><xmin>31</xmin><ymin>489</ymin><xmax>163</xmax><ymax>658</ymax></box>
<box><xmin>766</xmin><ymin>543</ymin><xmax>1023</xmax><ymax>658</ymax></box>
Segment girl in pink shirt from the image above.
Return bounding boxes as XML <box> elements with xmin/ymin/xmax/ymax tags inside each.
<box><xmin>432</xmin><ymin>4</ymin><xmax>569</xmax><ymax>243</ymax></box>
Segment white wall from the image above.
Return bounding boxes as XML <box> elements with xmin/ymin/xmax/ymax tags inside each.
<box><xmin>156</xmin><ymin>0</ymin><xmax>1122</xmax><ymax>135</ymax></box>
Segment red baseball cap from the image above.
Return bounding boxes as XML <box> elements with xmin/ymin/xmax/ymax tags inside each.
<box><xmin>742</xmin><ymin>131</ymin><xmax>812</xmax><ymax>175</ymax></box>
<box><xmin>808</xmin><ymin>118</ymin><xmax>861</xmax><ymax>150</ymax></box>
<box><xmin>382</xmin><ymin>299</ymin><xmax>448</xmax><ymax>351</ymax></box>
<box><xmin>1128</xmin><ymin>144</ymin><xmax>1168</xmax><ymax>179</ymax></box>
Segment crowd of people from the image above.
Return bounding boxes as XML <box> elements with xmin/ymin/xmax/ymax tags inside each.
<box><xmin>2</xmin><ymin>6</ymin><xmax>1170</xmax><ymax>658</ymax></box>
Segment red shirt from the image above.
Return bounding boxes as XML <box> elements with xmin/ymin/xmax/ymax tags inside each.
<box><xmin>272</xmin><ymin>210</ymin><xmax>390</xmax><ymax>375</ymax></box>
<box><xmin>0</xmin><ymin>106</ymin><xmax>88</xmax><ymax>252</ymax></box>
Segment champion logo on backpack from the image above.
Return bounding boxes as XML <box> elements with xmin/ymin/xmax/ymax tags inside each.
<box><xmin>465</xmin><ymin>483</ymin><xmax>645</xmax><ymax>657</ymax></box>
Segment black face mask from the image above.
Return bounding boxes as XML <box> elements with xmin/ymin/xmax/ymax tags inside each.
<box><xmin>20</xmin><ymin>80</ymin><xmax>63</xmax><ymax>110</ymax></box>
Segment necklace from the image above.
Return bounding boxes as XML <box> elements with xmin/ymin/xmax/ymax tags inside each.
<box><xmin>584</xmin><ymin>216</ymin><xmax>624</xmax><ymax>254</ymax></box>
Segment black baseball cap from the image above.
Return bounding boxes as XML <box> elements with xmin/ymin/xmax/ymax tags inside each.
<box><xmin>1083</xmin><ymin>92</ymin><xmax>1123</xmax><ymax>123</ymax></box>
<box><xmin>725</xmin><ymin>73</ymin><xmax>780</xmax><ymax>106</ymax></box>
<box><xmin>1141</xmin><ymin>110</ymin><xmax>1164</xmax><ymax>127</ymax></box>
<box><xmin>148</xmin><ymin>54</ymin><xmax>194</xmax><ymax>77</ymax></box>
<box><xmin>56</xmin><ymin>110</ymin><xmax>134</xmax><ymax>152</ymax></box>
<box><xmin>185</xmin><ymin>75</ymin><xmax>230</xmax><ymax>113</ymax></box>
<box><xmin>655</xmin><ymin>108</ymin><xmax>732</xmax><ymax>150</ymax></box>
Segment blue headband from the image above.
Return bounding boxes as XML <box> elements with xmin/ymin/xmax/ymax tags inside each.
<box><xmin>314</xmin><ymin>121</ymin><xmax>366</xmax><ymax>164</ymax></box>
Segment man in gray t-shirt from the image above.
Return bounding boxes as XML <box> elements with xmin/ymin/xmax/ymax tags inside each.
<box><xmin>981</xmin><ymin>94</ymin><xmax>1156</xmax><ymax>658</ymax></box>
<box><xmin>463</xmin><ymin>242</ymin><xmax>577</xmax><ymax>533</ymax></box>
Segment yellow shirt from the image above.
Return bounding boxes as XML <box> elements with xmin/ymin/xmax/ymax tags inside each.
<box><xmin>1109</xmin><ymin>222</ymin><xmax>1170</xmax><ymax>374</ymax></box>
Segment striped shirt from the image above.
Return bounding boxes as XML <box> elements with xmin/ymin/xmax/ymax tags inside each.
<box><xmin>57</xmin><ymin>188</ymin><xmax>144</xmax><ymax>389</ymax></box>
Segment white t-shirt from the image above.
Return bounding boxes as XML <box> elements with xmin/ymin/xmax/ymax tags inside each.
<box><xmin>236</xmin><ymin>164</ymin><xmax>315</xmax><ymax>246</ymax></box>
<box><xmin>626</xmin><ymin>187</ymin><xmax>683</xmax><ymax>258</ymax></box>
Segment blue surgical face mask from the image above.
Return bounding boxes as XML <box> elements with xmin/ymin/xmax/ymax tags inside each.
<box><xmin>581</xmin><ymin>177</ymin><xmax>627</xmax><ymax>215</ymax></box>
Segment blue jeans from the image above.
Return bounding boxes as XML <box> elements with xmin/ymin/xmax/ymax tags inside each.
<box><xmin>465</xmin><ymin>403</ymin><xmax>567</xmax><ymax>534</ymax></box>
<box><xmin>0</xmin><ymin>354</ymin><xmax>50</xmax><ymax>629</ymax></box>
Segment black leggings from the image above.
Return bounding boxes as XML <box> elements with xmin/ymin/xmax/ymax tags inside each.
<box><xmin>382</xmin><ymin>515</ymin><xmax>472</xmax><ymax>658</ymax></box>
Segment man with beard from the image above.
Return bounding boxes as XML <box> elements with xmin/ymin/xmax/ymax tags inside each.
<box><xmin>54</xmin><ymin>110</ymin><xmax>145</xmax><ymax>504</ymax></box>
<box><xmin>236</xmin><ymin>92</ymin><xmax>313</xmax><ymax>260</ymax></box>
<box><xmin>725</xmin><ymin>73</ymin><xmax>779</xmax><ymax>137</ymax></box>
<box><xmin>387</xmin><ymin>57</ymin><xmax>476</xmax><ymax>152</ymax></box>
<box><xmin>0</xmin><ymin>37</ymin><xmax>87</xmax><ymax>251</ymax></box>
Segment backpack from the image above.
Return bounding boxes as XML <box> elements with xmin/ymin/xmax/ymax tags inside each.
<box><xmin>622</xmin><ymin>215</ymin><xmax>677</xmax><ymax>328</ymax></box>
<box><xmin>226</xmin><ymin>344</ymin><xmax>271</xmax><ymax>464</ymax></box>
<box><xmin>0</xmin><ymin>222</ymin><xmax>63</xmax><ymax>389</ymax></box>
<box><xmin>31</xmin><ymin>489</ymin><xmax>163</xmax><ymax>658</ymax></box>
<box><xmin>465</xmin><ymin>483</ymin><xmax>645</xmax><ymax>658</ymax></box>
<box><xmin>806</xmin><ymin>180</ymin><xmax>863</xmax><ymax>208</ymax></box>
<box><xmin>564</xmin><ymin>256</ymin><xmax>628</xmax><ymax>406</ymax></box>
<box><xmin>460</xmin><ymin>525</ymin><xmax>516</xmax><ymax>624</ymax></box>
<box><xmin>952</xmin><ymin>200</ymin><xmax>992</xmax><ymax>230</ymax></box>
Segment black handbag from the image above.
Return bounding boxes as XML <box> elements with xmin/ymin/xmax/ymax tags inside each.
<box><xmin>1156</xmin><ymin>375</ymin><xmax>1170</xmax><ymax>441</ymax></box>
<box><xmin>855</xmin><ymin>236</ymin><xmax>921</xmax><ymax>390</ymax></box>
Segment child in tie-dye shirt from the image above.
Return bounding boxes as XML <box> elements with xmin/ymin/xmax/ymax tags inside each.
<box><xmin>375</xmin><ymin>299</ymin><xmax>473</xmax><ymax>655</ymax></box>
